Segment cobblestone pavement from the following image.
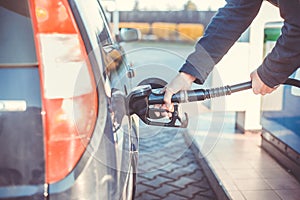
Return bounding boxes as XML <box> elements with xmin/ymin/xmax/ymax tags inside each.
<box><xmin>135</xmin><ymin>126</ymin><xmax>217</xmax><ymax>200</ymax></box>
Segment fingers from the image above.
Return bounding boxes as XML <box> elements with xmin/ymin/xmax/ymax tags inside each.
<box><xmin>163</xmin><ymin>87</ymin><xmax>174</xmax><ymax>112</ymax></box>
<box><xmin>151</xmin><ymin>104</ymin><xmax>172</xmax><ymax>118</ymax></box>
<box><xmin>163</xmin><ymin>72</ymin><xmax>195</xmax><ymax>112</ymax></box>
<box><xmin>250</xmin><ymin>70</ymin><xmax>277</xmax><ymax>95</ymax></box>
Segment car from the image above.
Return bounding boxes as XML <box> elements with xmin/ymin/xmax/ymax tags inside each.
<box><xmin>0</xmin><ymin>0</ymin><xmax>140</xmax><ymax>199</ymax></box>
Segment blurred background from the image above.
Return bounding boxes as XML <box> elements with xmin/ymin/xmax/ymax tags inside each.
<box><xmin>103</xmin><ymin>0</ymin><xmax>224</xmax><ymax>42</ymax></box>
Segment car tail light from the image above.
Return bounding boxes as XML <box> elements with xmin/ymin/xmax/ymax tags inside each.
<box><xmin>29</xmin><ymin>0</ymin><xmax>98</xmax><ymax>183</ymax></box>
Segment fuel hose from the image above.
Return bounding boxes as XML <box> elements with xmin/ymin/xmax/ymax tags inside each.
<box><xmin>148</xmin><ymin>78</ymin><xmax>300</xmax><ymax>105</ymax></box>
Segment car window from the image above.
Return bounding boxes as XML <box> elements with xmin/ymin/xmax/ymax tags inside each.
<box><xmin>0</xmin><ymin>0</ymin><xmax>41</xmax><ymax>107</ymax></box>
<box><xmin>0</xmin><ymin>1</ymin><xmax>44</xmax><ymax>190</ymax></box>
<box><xmin>0</xmin><ymin>0</ymin><xmax>37</xmax><ymax>66</ymax></box>
<box><xmin>71</xmin><ymin>0</ymin><xmax>128</xmax><ymax>87</ymax></box>
<box><xmin>73</xmin><ymin>0</ymin><xmax>113</xmax><ymax>48</ymax></box>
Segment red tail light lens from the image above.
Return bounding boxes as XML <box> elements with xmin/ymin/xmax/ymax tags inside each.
<box><xmin>30</xmin><ymin>0</ymin><xmax>98</xmax><ymax>183</ymax></box>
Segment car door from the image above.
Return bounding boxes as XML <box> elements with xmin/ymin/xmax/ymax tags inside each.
<box><xmin>69</xmin><ymin>0</ymin><xmax>139</xmax><ymax>199</ymax></box>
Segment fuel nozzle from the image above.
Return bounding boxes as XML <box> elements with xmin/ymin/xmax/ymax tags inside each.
<box><xmin>127</xmin><ymin>85</ymin><xmax>188</xmax><ymax>128</ymax></box>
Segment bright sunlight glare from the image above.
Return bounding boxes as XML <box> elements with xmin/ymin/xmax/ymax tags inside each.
<box><xmin>113</xmin><ymin>0</ymin><xmax>225</xmax><ymax>11</ymax></box>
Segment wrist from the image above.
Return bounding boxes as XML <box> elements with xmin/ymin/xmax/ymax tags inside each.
<box><xmin>179</xmin><ymin>72</ymin><xmax>196</xmax><ymax>83</ymax></box>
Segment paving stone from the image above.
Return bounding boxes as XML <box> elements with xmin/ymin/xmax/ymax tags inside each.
<box><xmin>148</xmin><ymin>184</ymin><xmax>180</xmax><ymax>198</ymax></box>
<box><xmin>138</xmin><ymin>156</ymin><xmax>158</xmax><ymax>166</ymax></box>
<box><xmin>138</xmin><ymin>160</ymin><xmax>161</xmax><ymax>172</ymax></box>
<box><xmin>142</xmin><ymin>175</ymin><xmax>173</xmax><ymax>188</ymax></box>
<box><xmin>176</xmin><ymin>157</ymin><xmax>196</xmax><ymax>166</ymax></box>
<box><xmin>135</xmin><ymin>176</ymin><xmax>150</xmax><ymax>183</ymax></box>
<box><xmin>157</xmin><ymin>162</ymin><xmax>183</xmax><ymax>173</ymax></box>
<box><xmin>174</xmin><ymin>184</ymin><xmax>206</xmax><ymax>199</ymax></box>
<box><xmin>135</xmin><ymin>183</ymin><xmax>154</xmax><ymax>195</ymax></box>
<box><xmin>189</xmin><ymin>169</ymin><xmax>206</xmax><ymax>179</ymax></box>
<box><xmin>164</xmin><ymin>193</ymin><xmax>188</xmax><ymax>200</ymax></box>
<box><xmin>183</xmin><ymin>162</ymin><xmax>202</xmax><ymax>172</ymax></box>
<box><xmin>193</xmin><ymin>194</ymin><xmax>218</xmax><ymax>200</ymax></box>
<box><xmin>138</xmin><ymin>169</ymin><xmax>165</xmax><ymax>179</ymax></box>
<box><xmin>160</xmin><ymin>168</ymin><xmax>193</xmax><ymax>180</ymax></box>
<box><xmin>135</xmin><ymin>192</ymin><xmax>161</xmax><ymax>200</ymax></box>
<box><xmin>198</xmin><ymin>189</ymin><xmax>218</xmax><ymax>199</ymax></box>
<box><xmin>156</xmin><ymin>156</ymin><xmax>181</xmax><ymax>167</ymax></box>
<box><xmin>167</xmin><ymin>176</ymin><xmax>196</xmax><ymax>189</ymax></box>
<box><xmin>191</xmin><ymin>180</ymin><xmax>211</xmax><ymax>191</ymax></box>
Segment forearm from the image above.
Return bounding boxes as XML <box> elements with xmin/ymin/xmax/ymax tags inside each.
<box><xmin>257</xmin><ymin>1</ymin><xmax>300</xmax><ymax>87</ymax></box>
<box><xmin>180</xmin><ymin>0</ymin><xmax>263</xmax><ymax>84</ymax></box>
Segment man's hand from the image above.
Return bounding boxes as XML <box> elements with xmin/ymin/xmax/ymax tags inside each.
<box><xmin>163</xmin><ymin>72</ymin><xmax>196</xmax><ymax>112</ymax></box>
<box><xmin>250</xmin><ymin>69</ymin><xmax>277</xmax><ymax>95</ymax></box>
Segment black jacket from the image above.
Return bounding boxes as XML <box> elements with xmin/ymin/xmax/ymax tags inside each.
<box><xmin>180</xmin><ymin>0</ymin><xmax>300</xmax><ymax>87</ymax></box>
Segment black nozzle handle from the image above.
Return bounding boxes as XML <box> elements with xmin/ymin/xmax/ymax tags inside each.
<box><xmin>148</xmin><ymin>89</ymin><xmax>205</xmax><ymax>105</ymax></box>
<box><xmin>148</xmin><ymin>81</ymin><xmax>253</xmax><ymax>105</ymax></box>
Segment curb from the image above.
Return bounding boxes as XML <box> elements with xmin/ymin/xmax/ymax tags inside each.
<box><xmin>183</xmin><ymin>130</ymin><xmax>231</xmax><ymax>200</ymax></box>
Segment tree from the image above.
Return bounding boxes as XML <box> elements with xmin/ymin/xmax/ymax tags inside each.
<box><xmin>183</xmin><ymin>0</ymin><xmax>197</xmax><ymax>11</ymax></box>
<box><xmin>133</xmin><ymin>0</ymin><xmax>139</xmax><ymax>11</ymax></box>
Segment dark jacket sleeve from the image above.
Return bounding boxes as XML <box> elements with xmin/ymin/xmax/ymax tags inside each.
<box><xmin>257</xmin><ymin>0</ymin><xmax>300</xmax><ymax>87</ymax></box>
<box><xmin>180</xmin><ymin>0</ymin><xmax>263</xmax><ymax>84</ymax></box>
